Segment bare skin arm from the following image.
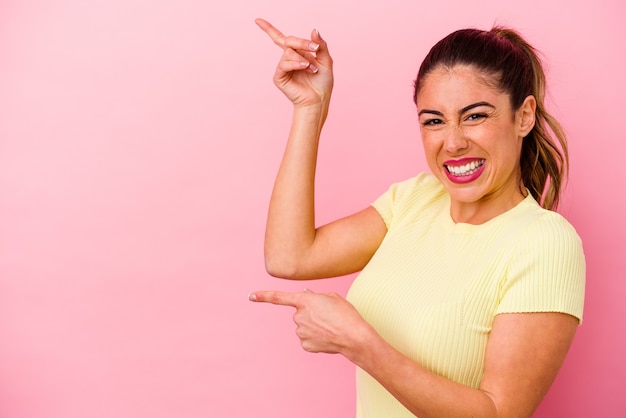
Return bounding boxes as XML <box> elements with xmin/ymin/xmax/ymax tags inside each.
<box><xmin>253</xmin><ymin>19</ymin><xmax>579</xmax><ymax>417</ymax></box>
<box><xmin>354</xmin><ymin>311</ymin><xmax>578</xmax><ymax>417</ymax></box>
<box><xmin>257</xmin><ymin>19</ymin><xmax>386</xmax><ymax>280</ymax></box>
<box><xmin>249</xmin><ymin>290</ymin><xmax>578</xmax><ymax>418</ymax></box>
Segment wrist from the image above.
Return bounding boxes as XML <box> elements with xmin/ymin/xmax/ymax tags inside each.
<box><xmin>293</xmin><ymin>99</ymin><xmax>329</xmax><ymax>116</ymax></box>
<box><xmin>292</xmin><ymin>102</ymin><xmax>330</xmax><ymax>132</ymax></box>
<box><xmin>342</xmin><ymin>321</ymin><xmax>385</xmax><ymax>368</ymax></box>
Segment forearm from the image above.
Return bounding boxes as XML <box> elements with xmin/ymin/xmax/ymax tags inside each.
<box><xmin>264</xmin><ymin>103</ymin><xmax>329</xmax><ymax>278</ymax></box>
<box><xmin>346</xmin><ymin>328</ymin><xmax>499</xmax><ymax>418</ymax></box>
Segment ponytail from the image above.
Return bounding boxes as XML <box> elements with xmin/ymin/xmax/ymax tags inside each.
<box><xmin>490</xmin><ymin>28</ymin><xmax>568</xmax><ymax>210</ymax></box>
<box><xmin>414</xmin><ymin>27</ymin><xmax>568</xmax><ymax>210</ymax></box>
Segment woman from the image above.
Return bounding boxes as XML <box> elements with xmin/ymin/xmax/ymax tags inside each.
<box><xmin>249</xmin><ymin>18</ymin><xmax>585</xmax><ymax>417</ymax></box>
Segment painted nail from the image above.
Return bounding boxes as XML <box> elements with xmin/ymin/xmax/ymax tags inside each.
<box><xmin>309</xmin><ymin>42</ymin><xmax>319</xmax><ymax>51</ymax></box>
<box><xmin>309</xmin><ymin>64</ymin><xmax>318</xmax><ymax>73</ymax></box>
<box><xmin>248</xmin><ymin>293</ymin><xmax>257</xmax><ymax>301</ymax></box>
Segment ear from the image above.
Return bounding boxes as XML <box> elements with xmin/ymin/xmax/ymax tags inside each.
<box><xmin>517</xmin><ymin>95</ymin><xmax>536</xmax><ymax>137</ymax></box>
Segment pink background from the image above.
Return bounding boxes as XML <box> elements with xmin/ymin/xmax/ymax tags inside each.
<box><xmin>1</xmin><ymin>1</ymin><xmax>624</xmax><ymax>417</ymax></box>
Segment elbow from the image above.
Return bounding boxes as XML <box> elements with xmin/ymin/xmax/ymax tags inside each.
<box><xmin>264</xmin><ymin>252</ymin><xmax>306</xmax><ymax>280</ymax></box>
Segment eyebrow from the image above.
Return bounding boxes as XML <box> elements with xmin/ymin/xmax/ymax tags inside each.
<box><xmin>418</xmin><ymin>101</ymin><xmax>496</xmax><ymax>117</ymax></box>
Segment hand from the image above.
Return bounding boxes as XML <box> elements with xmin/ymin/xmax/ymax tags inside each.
<box><xmin>249</xmin><ymin>289</ymin><xmax>371</xmax><ymax>355</ymax></box>
<box><xmin>255</xmin><ymin>18</ymin><xmax>334</xmax><ymax>107</ymax></box>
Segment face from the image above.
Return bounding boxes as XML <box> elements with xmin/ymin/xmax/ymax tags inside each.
<box><xmin>416</xmin><ymin>65</ymin><xmax>535</xmax><ymax>223</ymax></box>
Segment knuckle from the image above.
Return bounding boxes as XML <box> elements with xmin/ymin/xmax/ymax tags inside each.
<box><xmin>300</xmin><ymin>341</ymin><xmax>316</xmax><ymax>352</ymax></box>
<box><xmin>284</xmin><ymin>35</ymin><xmax>297</xmax><ymax>46</ymax></box>
<box><xmin>266</xmin><ymin>291</ymin><xmax>281</xmax><ymax>304</ymax></box>
<box><xmin>295</xmin><ymin>327</ymin><xmax>305</xmax><ymax>338</ymax></box>
<box><xmin>284</xmin><ymin>35</ymin><xmax>310</xmax><ymax>51</ymax></box>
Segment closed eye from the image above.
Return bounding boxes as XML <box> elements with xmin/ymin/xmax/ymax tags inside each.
<box><xmin>464</xmin><ymin>113</ymin><xmax>488</xmax><ymax>124</ymax></box>
<box><xmin>422</xmin><ymin>118</ymin><xmax>444</xmax><ymax>126</ymax></box>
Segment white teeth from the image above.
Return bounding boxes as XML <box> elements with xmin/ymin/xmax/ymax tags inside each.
<box><xmin>446</xmin><ymin>159</ymin><xmax>484</xmax><ymax>176</ymax></box>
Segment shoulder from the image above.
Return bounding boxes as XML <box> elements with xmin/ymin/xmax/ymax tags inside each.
<box><xmin>500</xmin><ymin>197</ymin><xmax>586</xmax><ymax>287</ymax></box>
<box><xmin>498</xmin><ymin>200</ymin><xmax>586</xmax><ymax>322</ymax></box>
<box><xmin>377</xmin><ymin>172</ymin><xmax>446</xmax><ymax>206</ymax></box>
<box><xmin>516</xmin><ymin>201</ymin><xmax>583</xmax><ymax>251</ymax></box>
<box><xmin>505</xmin><ymin>199</ymin><xmax>586</xmax><ymax>280</ymax></box>
<box><xmin>372</xmin><ymin>172</ymin><xmax>447</xmax><ymax>227</ymax></box>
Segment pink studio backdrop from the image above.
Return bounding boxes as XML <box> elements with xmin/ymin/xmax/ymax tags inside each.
<box><xmin>0</xmin><ymin>1</ymin><xmax>624</xmax><ymax>417</ymax></box>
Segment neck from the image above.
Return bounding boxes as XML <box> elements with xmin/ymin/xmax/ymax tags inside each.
<box><xmin>450</xmin><ymin>186</ymin><xmax>527</xmax><ymax>225</ymax></box>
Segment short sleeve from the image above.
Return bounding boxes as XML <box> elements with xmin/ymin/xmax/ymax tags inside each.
<box><xmin>371</xmin><ymin>173</ymin><xmax>445</xmax><ymax>230</ymax></box>
<box><xmin>496</xmin><ymin>213</ymin><xmax>586</xmax><ymax>323</ymax></box>
<box><xmin>371</xmin><ymin>181</ymin><xmax>401</xmax><ymax>228</ymax></box>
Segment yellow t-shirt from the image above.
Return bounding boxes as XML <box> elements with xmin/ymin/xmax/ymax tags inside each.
<box><xmin>346</xmin><ymin>173</ymin><xmax>585</xmax><ymax>417</ymax></box>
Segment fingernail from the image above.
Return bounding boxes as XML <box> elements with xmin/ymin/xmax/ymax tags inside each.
<box><xmin>309</xmin><ymin>42</ymin><xmax>319</xmax><ymax>51</ymax></box>
<box><xmin>300</xmin><ymin>61</ymin><xmax>310</xmax><ymax>68</ymax></box>
<box><xmin>248</xmin><ymin>293</ymin><xmax>257</xmax><ymax>301</ymax></box>
<box><xmin>309</xmin><ymin>64</ymin><xmax>318</xmax><ymax>73</ymax></box>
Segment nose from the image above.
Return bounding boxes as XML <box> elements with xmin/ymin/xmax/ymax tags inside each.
<box><xmin>443</xmin><ymin>125</ymin><xmax>469</xmax><ymax>154</ymax></box>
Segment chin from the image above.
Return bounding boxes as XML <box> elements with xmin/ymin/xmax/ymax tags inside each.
<box><xmin>445</xmin><ymin>182</ymin><xmax>489</xmax><ymax>204</ymax></box>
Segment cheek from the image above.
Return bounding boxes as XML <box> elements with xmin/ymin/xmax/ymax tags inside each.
<box><xmin>488</xmin><ymin>138</ymin><xmax>523</xmax><ymax>170</ymax></box>
<box><xmin>420</xmin><ymin>136</ymin><xmax>439</xmax><ymax>162</ymax></box>
<box><xmin>419</xmin><ymin>130</ymin><xmax>439</xmax><ymax>150</ymax></box>
<box><xmin>420</xmin><ymin>137</ymin><xmax>443</xmax><ymax>173</ymax></box>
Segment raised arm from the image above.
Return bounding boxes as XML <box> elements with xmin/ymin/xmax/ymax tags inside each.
<box><xmin>256</xmin><ymin>19</ymin><xmax>386</xmax><ymax>280</ymax></box>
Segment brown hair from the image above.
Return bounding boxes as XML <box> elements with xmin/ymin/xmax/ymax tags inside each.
<box><xmin>413</xmin><ymin>27</ymin><xmax>568</xmax><ymax>210</ymax></box>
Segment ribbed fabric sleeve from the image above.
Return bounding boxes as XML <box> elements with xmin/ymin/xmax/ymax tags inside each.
<box><xmin>496</xmin><ymin>213</ymin><xmax>585</xmax><ymax>319</ymax></box>
<box><xmin>346</xmin><ymin>173</ymin><xmax>586</xmax><ymax>418</ymax></box>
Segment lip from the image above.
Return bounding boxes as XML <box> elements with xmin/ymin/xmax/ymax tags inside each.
<box><xmin>443</xmin><ymin>158</ymin><xmax>486</xmax><ymax>184</ymax></box>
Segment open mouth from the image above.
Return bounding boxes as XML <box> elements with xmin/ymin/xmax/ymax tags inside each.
<box><xmin>445</xmin><ymin>159</ymin><xmax>485</xmax><ymax>176</ymax></box>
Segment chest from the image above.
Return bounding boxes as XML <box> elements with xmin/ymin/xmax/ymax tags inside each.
<box><xmin>347</xmin><ymin>218</ymin><xmax>517</xmax><ymax>384</ymax></box>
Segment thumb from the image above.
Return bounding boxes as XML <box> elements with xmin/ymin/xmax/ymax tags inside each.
<box><xmin>310</xmin><ymin>28</ymin><xmax>332</xmax><ymax>68</ymax></box>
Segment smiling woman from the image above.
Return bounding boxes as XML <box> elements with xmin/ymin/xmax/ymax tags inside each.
<box><xmin>416</xmin><ymin>64</ymin><xmax>537</xmax><ymax>223</ymax></box>
<box><xmin>414</xmin><ymin>27</ymin><xmax>568</xmax><ymax>212</ymax></box>
<box><xmin>250</xmin><ymin>19</ymin><xmax>585</xmax><ymax>418</ymax></box>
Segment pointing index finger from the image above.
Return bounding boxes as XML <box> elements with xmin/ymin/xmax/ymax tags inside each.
<box><xmin>249</xmin><ymin>290</ymin><xmax>302</xmax><ymax>307</ymax></box>
<box><xmin>255</xmin><ymin>18</ymin><xmax>287</xmax><ymax>48</ymax></box>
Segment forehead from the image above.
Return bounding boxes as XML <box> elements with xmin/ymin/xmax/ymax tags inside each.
<box><xmin>416</xmin><ymin>65</ymin><xmax>508</xmax><ymax>109</ymax></box>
